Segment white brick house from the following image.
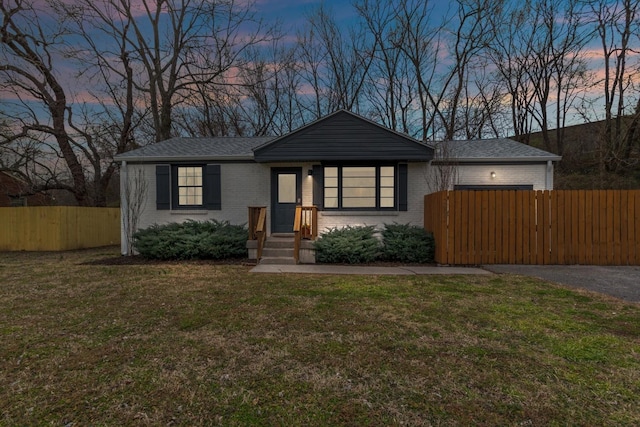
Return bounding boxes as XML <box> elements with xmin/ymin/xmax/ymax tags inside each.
<box><xmin>115</xmin><ymin>110</ymin><xmax>560</xmax><ymax>258</ymax></box>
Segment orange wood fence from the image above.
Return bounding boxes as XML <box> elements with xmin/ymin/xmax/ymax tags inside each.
<box><xmin>424</xmin><ymin>190</ymin><xmax>640</xmax><ymax>265</ymax></box>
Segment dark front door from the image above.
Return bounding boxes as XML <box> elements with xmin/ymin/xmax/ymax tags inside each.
<box><xmin>271</xmin><ymin>168</ymin><xmax>302</xmax><ymax>233</ymax></box>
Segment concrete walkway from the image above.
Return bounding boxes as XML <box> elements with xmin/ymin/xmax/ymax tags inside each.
<box><xmin>250</xmin><ymin>264</ymin><xmax>490</xmax><ymax>275</ymax></box>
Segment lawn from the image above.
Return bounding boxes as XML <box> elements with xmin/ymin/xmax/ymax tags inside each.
<box><xmin>1</xmin><ymin>248</ymin><xmax>639</xmax><ymax>426</ymax></box>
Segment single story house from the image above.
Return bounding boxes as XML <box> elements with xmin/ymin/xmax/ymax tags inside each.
<box><xmin>115</xmin><ymin>110</ymin><xmax>560</xmax><ymax>261</ymax></box>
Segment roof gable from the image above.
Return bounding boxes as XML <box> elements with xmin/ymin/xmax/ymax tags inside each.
<box><xmin>253</xmin><ymin>110</ymin><xmax>433</xmax><ymax>162</ymax></box>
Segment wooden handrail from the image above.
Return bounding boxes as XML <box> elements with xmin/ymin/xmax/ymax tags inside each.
<box><xmin>248</xmin><ymin>206</ymin><xmax>267</xmax><ymax>260</ymax></box>
<box><xmin>293</xmin><ymin>206</ymin><xmax>302</xmax><ymax>263</ymax></box>
<box><xmin>293</xmin><ymin>205</ymin><xmax>317</xmax><ymax>263</ymax></box>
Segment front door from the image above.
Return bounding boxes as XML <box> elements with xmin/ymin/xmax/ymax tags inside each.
<box><xmin>271</xmin><ymin>168</ymin><xmax>302</xmax><ymax>233</ymax></box>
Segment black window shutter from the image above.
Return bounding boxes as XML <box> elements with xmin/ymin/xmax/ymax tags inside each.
<box><xmin>204</xmin><ymin>164</ymin><xmax>221</xmax><ymax>210</ymax></box>
<box><xmin>312</xmin><ymin>165</ymin><xmax>324</xmax><ymax>210</ymax></box>
<box><xmin>398</xmin><ymin>163</ymin><xmax>408</xmax><ymax>211</ymax></box>
<box><xmin>156</xmin><ymin>164</ymin><xmax>171</xmax><ymax>210</ymax></box>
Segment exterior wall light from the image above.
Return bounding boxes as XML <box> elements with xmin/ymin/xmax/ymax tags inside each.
<box><xmin>308</xmin><ymin>169</ymin><xmax>313</xmax><ymax>176</ymax></box>
<box><xmin>490</xmin><ymin>171</ymin><xmax>496</xmax><ymax>179</ymax></box>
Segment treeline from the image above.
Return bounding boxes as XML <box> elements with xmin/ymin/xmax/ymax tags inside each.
<box><xmin>1</xmin><ymin>0</ymin><xmax>639</xmax><ymax>205</ymax></box>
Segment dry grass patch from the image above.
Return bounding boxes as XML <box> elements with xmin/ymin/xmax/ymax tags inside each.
<box><xmin>1</xmin><ymin>248</ymin><xmax>639</xmax><ymax>426</ymax></box>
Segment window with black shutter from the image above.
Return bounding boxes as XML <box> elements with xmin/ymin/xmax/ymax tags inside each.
<box><xmin>316</xmin><ymin>164</ymin><xmax>408</xmax><ymax>211</ymax></box>
<box><xmin>155</xmin><ymin>164</ymin><xmax>221</xmax><ymax>210</ymax></box>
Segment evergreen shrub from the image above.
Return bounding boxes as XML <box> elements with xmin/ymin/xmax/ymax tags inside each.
<box><xmin>314</xmin><ymin>225</ymin><xmax>381</xmax><ymax>264</ymax></box>
<box><xmin>381</xmin><ymin>223</ymin><xmax>435</xmax><ymax>263</ymax></box>
<box><xmin>133</xmin><ymin>219</ymin><xmax>247</xmax><ymax>260</ymax></box>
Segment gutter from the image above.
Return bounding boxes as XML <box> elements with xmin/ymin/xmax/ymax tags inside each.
<box><xmin>113</xmin><ymin>155</ymin><xmax>255</xmax><ymax>163</ymax></box>
<box><xmin>432</xmin><ymin>156</ymin><xmax>562</xmax><ymax>164</ymax></box>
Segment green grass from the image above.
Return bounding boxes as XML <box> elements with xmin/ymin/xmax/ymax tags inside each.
<box><xmin>1</xmin><ymin>248</ymin><xmax>639</xmax><ymax>426</ymax></box>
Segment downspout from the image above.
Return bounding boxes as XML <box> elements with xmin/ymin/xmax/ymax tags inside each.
<box><xmin>121</xmin><ymin>160</ymin><xmax>128</xmax><ymax>255</ymax></box>
<box><xmin>545</xmin><ymin>160</ymin><xmax>553</xmax><ymax>190</ymax></box>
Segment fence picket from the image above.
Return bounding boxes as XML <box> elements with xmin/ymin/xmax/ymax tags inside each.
<box><xmin>424</xmin><ymin>190</ymin><xmax>640</xmax><ymax>266</ymax></box>
<box><xmin>620</xmin><ymin>191</ymin><xmax>629</xmax><ymax>265</ymax></box>
<box><xmin>0</xmin><ymin>207</ymin><xmax>120</xmax><ymax>251</ymax></box>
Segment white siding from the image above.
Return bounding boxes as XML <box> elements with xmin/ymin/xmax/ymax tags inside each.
<box><xmin>121</xmin><ymin>160</ymin><xmax>553</xmax><ymax>254</ymax></box>
<box><xmin>121</xmin><ymin>162</ymin><xmax>430</xmax><ymax>248</ymax></box>
<box><xmin>455</xmin><ymin>163</ymin><xmax>551</xmax><ymax>190</ymax></box>
<box><xmin>125</xmin><ymin>161</ymin><xmax>271</xmax><ymax>232</ymax></box>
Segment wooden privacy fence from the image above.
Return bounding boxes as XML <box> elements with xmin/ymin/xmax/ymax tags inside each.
<box><xmin>424</xmin><ymin>190</ymin><xmax>640</xmax><ymax>265</ymax></box>
<box><xmin>0</xmin><ymin>206</ymin><xmax>120</xmax><ymax>251</ymax></box>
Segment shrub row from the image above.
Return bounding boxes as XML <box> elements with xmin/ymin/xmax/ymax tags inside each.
<box><xmin>133</xmin><ymin>219</ymin><xmax>247</xmax><ymax>260</ymax></box>
<box><xmin>314</xmin><ymin>223</ymin><xmax>434</xmax><ymax>264</ymax></box>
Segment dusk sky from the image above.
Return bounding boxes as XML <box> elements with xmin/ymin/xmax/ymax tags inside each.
<box><xmin>254</xmin><ymin>0</ymin><xmax>358</xmax><ymax>25</ymax></box>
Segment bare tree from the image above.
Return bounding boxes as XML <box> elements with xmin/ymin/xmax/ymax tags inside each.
<box><xmin>295</xmin><ymin>4</ymin><xmax>374</xmax><ymax>120</ymax></box>
<box><xmin>72</xmin><ymin>0</ymin><xmax>277</xmax><ymax>143</ymax></box>
<box><xmin>355</xmin><ymin>0</ymin><xmax>416</xmax><ymax>135</ymax></box>
<box><xmin>585</xmin><ymin>0</ymin><xmax>640</xmax><ymax>173</ymax></box>
<box><xmin>520</xmin><ymin>0</ymin><xmax>589</xmax><ymax>155</ymax></box>
<box><xmin>437</xmin><ymin>0</ymin><xmax>500</xmax><ymax>141</ymax></box>
<box><xmin>393</xmin><ymin>0</ymin><xmax>447</xmax><ymax>141</ymax></box>
<box><xmin>0</xmin><ymin>0</ymin><xmax>97</xmax><ymax>205</ymax></box>
<box><xmin>427</xmin><ymin>140</ymin><xmax>459</xmax><ymax>193</ymax></box>
<box><xmin>484</xmin><ymin>2</ymin><xmax>539</xmax><ymax>144</ymax></box>
<box><xmin>122</xmin><ymin>167</ymin><xmax>147</xmax><ymax>255</ymax></box>
<box><xmin>355</xmin><ymin>0</ymin><xmax>500</xmax><ymax>141</ymax></box>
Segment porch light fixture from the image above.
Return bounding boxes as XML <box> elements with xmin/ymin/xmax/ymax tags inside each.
<box><xmin>308</xmin><ymin>169</ymin><xmax>313</xmax><ymax>176</ymax></box>
<box><xmin>490</xmin><ymin>171</ymin><xmax>496</xmax><ymax>179</ymax></box>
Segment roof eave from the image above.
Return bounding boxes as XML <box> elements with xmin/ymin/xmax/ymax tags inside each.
<box><xmin>433</xmin><ymin>156</ymin><xmax>562</xmax><ymax>163</ymax></box>
<box><xmin>116</xmin><ymin>155</ymin><xmax>254</xmax><ymax>163</ymax></box>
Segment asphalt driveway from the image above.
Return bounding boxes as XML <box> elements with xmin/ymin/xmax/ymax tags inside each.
<box><xmin>485</xmin><ymin>265</ymin><xmax>640</xmax><ymax>303</ymax></box>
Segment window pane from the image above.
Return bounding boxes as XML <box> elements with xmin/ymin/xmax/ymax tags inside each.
<box><xmin>324</xmin><ymin>197</ymin><xmax>338</xmax><ymax>208</ymax></box>
<box><xmin>325</xmin><ymin>188</ymin><xmax>338</xmax><ymax>198</ymax></box>
<box><xmin>380</xmin><ymin>187</ymin><xmax>394</xmax><ymax>198</ymax></box>
<box><xmin>380</xmin><ymin>166</ymin><xmax>394</xmax><ymax>177</ymax></box>
<box><xmin>380</xmin><ymin>176</ymin><xmax>394</xmax><ymax>187</ymax></box>
<box><xmin>278</xmin><ymin>173</ymin><xmax>297</xmax><ymax>203</ymax></box>
<box><xmin>177</xmin><ymin>166</ymin><xmax>204</xmax><ymax>206</ymax></box>
<box><xmin>343</xmin><ymin>187</ymin><xmax>376</xmax><ymax>198</ymax></box>
<box><xmin>322</xmin><ymin>165</ymin><xmax>397</xmax><ymax>210</ymax></box>
<box><xmin>380</xmin><ymin>197</ymin><xmax>394</xmax><ymax>208</ymax></box>
<box><xmin>343</xmin><ymin>197</ymin><xmax>376</xmax><ymax>208</ymax></box>
<box><xmin>325</xmin><ymin>177</ymin><xmax>338</xmax><ymax>187</ymax></box>
<box><xmin>325</xmin><ymin>167</ymin><xmax>338</xmax><ymax>178</ymax></box>
<box><xmin>343</xmin><ymin>177</ymin><xmax>375</xmax><ymax>188</ymax></box>
<box><xmin>343</xmin><ymin>166</ymin><xmax>375</xmax><ymax>177</ymax></box>
<box><xmin>323</xmin><ymin>167</ymin><xmax>338</xmax><ymax>209</ymax></box>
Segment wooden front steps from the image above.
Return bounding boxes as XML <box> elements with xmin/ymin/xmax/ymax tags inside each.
<box><xmin>259</xmin><ymin>235</ymin><xmax>296</xmax><ymax>265</ymax></box>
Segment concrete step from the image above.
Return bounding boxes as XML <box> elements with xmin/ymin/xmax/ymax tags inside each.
<box><xmin>261</xmin><ymin>247</ymin><xmax>294</xmax><ymax>258</ymax></box>
<box><xmin>264</xmin><ymin>237</ymin><xmax>295</xmax><ymax>249</ymax></box>
<box><xmin>259</xmin><ymin>256</ymin><xmax>297</xmax><ymax>265</ymax></box>
<box><xmin>258</xmin><ymin>235</ymin><xmax>297</xmax><ymax>265</ymax></box>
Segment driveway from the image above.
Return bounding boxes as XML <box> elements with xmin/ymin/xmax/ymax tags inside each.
<box><xmin>485</xmin><ymin>265</ymin><xmax>640</xmax><ymax>303</ymax></box>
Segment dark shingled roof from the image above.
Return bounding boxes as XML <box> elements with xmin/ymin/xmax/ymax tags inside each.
<box><xmin>435</xmin><ymin>138</ymin><xmax>561</xmax><ymax>162</ymax></box>
<box><xmin>115</xmin><ymin>137</ymin><xmax>274</xmax><ymax>162</ymax></box>
<box><xmin>115</xmin><ymin>135</ymin><xmax>561</xmax><ymax>163</ymax></box>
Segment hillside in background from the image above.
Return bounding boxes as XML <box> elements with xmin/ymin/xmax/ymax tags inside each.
<box><xmin>526</xmin><ymin>118</ymin><xmax>640</xmax><ymax>190</ymax></box>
